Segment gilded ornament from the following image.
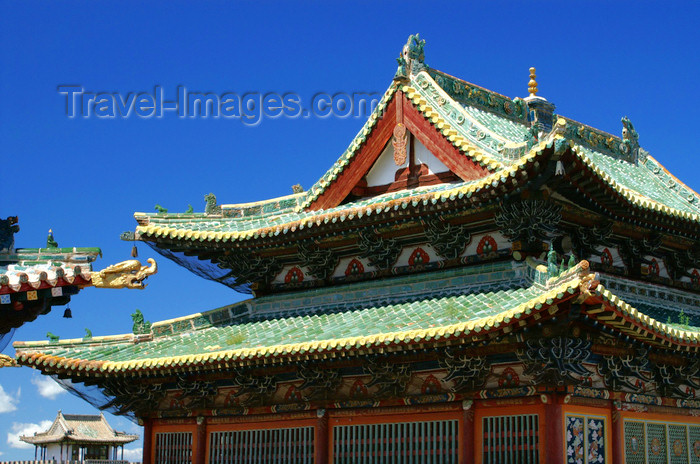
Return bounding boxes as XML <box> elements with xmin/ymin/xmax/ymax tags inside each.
<box><xmin>91</xmin><ymin>258</ymin><xmax>158</xmax><ymax>289</ymax></box>
<box><xmin>392</xmin><ymin>123</ymin><xmax>408</xmax><ymax>166</ymax></box>
<box><xmin>0</xmin><ymin>354</ymin><xmax>17</xmax><ymax>368</ymax></box>
<box><xmin>528</xmin><ymin>67</ymin><xmax>538</xmax><ymax>96</ymax></box>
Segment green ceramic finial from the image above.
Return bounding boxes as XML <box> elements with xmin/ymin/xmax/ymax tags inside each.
<box><xmin>84</xmin><ymin>328</ymin><xmax>92</xmax><ymax>340</ymax></box>
<box><xmin>46</xmin><ymin>332</ymin><xmax>59</xmax><ymax>343</ymax></box>
<box><xmin>46</xmin><ymin>229</ymin><xmax>58</xmax><ymax>248</ymax></box>
<box><xmin>185</xmin><ymin>204</ymin><xmax>194</xmax><ymax>214</ymax></box>
<box><xmin>204</xmin><ymin>193</ymin><xmax>221</xmax><ymax>215</ymax></box>
<box><xmin>154</xmin><ymin>204</ymin><xmax>168</xmax><ymax>214</ymax></box>
<box><xmin>547</xmin><ymin>248</ymin><xmax>558</xmax><ymax>277</ymax></box>
<box><xmin>131</xmin><ymin>309</ymin><xmax>152</xmax><ymax>335</ymax></box>
<box><xmin>568</xmin><ymin>254</ymin><xmax>576</xmax><ymax>269</ymax></box>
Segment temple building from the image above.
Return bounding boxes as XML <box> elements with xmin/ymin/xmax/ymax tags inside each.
<box><xmin>19</xmin><ymin>411</ymin><xmax>138</xmax><ymax>462</ymax></box>
<box><xmin>13</xmin><ymin>35</ymin><xmax>700</xmax><ymax>464</ymax></box>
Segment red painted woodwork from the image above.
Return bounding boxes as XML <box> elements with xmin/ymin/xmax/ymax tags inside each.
<box><xmin>355</xmin><ymin>164</ymin><xmax>460</xmax><ymax>197</ymax></box>
<box><xmin>611</xmin><ymin>407</ymin><xmax>624</xmax><ymax>464</ymax></box>
<box><xmin>401</xmin><ymin>92</ymin><xmax>490</xmax><ymax>183</ymax></box>
<box><xmin>308</xmin><ymin>95</ymin><xmax>397</xmax><ymax>211</ymax></box>
<box><xmin>544</xmin><ymin>397</ymin><xmax>564</xmax><ymax>464</ymax></box>
<box><xmin>316</xmin><ymin>410</ymin><xmax>329</xmax><ymax>464</ymax></box>
<box><xmin>463</xmin><ymin>406</ymin><xmax>474</xmax><ymax>464</ymax></box>
<box><xmin>194</xmin><ymin>418</ymin><xmax>206</xmax><ymax>464</ymax></box>
<box><xmin>142</xmin><ymin>419</ymin><xmax>152</xmax><ymax>464</ymax></box>
<box><xmin>308</xmin><ymin>91</ymin><xmax>490</xmax><ymax>211</ymax></box>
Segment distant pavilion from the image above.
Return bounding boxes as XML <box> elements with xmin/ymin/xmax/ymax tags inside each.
<box><xmin>20</xmin><ymin>411</ymin><xmax>138</xmax><ymax>462</ymax></box>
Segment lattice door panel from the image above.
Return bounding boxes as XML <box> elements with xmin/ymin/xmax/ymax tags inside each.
<box><xmin>332</xmin><ymin>419</ymin><xmax>459</xmax><ymax>464</ymax></box>
<box><xmin>209</xmin><ymin>426</ymin><xmax>314</xmax><ymax>464</ymax></box>
<box><xmin>625</xmin><ymin>421</ymin><xmax>646</xmax><ymax>464</ymax></box>
<box><xmin>155</xmin><ymin>431</ymin><xmax>193</xmax><ymax>464</ymax></box>
<box><xmin>647</xmin><ymin>423</ymin><xmax>668</xmax><ymax>464</ymax></box>
<box><xmin>483</xmin><ymin>414</ymin><xmax>539</xmax><ymax>464</ymax></box>
<box><xmin>669</xmin><ymin>424</ymin><xmax>689</xmax><ymax>464</ymax></box>
<box><xmin>689</xmin><ymin>426</ymin><xmax>700</xmax><ymax>464</ymax></box>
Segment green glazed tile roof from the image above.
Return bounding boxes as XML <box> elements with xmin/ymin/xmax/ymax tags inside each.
<box><xmin>15</xmin><ymin>260</ymin><xmax>700</xmax><ymax>374</ymax></box>
<box><xmin>576</xmin><ymin>147</ymin><xmax>700</xmax><ymax>216</ymax></box>
<box><xmin>138</xmin><ymin>179</ymin><xmax>487</xmax><ymax>235</ymax></box>
<box><xmin>14</xmin><ymin>261</ymin><xmax>578</xmax><ymax>372</ymax></box>
<box><xmin>132</xmin><ymin>66</ymin><xmax>700</xmax><ymax>241</ymax></box>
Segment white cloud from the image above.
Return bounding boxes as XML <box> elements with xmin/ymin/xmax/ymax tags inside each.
<box><xmin>0</xmin><ymin>384</ymin><xmax>19</xmax><ymax>413</ymax></box>
<box><xmin>7</xmin><ymin>421</ymin><xmax>52</xmax><ymax>449</ymax></box>
<box><xmin>31</xmin><ymin>375</ymin><xmax>66</xmax><ymax>400</ymax></box>
<box><xmin>122</xmin><ymin>447</ymin><xmax>143</xmax><ymax>462</ymax></box>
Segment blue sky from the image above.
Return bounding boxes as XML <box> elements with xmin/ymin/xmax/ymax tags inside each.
<box><xmin>1</xmin><ymin>1</ymin><xmax>699</xmax><ymax>460</ymax></box>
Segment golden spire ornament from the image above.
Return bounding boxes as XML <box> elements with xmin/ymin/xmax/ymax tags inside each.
<box><xmin>528</xmin><ymin>67</ymin><xmax>538</xmax><ymax>97</ymax></box>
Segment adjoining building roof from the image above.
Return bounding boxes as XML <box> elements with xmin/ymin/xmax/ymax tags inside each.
<box><xmin>19</xmin><ymin>410</ymin><xmax>138</xmax><ymax>445</ymax></box>
<box><xmin>0</xmin><ymin>248</ymin><xmax>99</xmax><ymax>295</ymax></box>
<box><xmin>0</xmin><ymin>222</ymin><xmax>102</xmax><ymax>341</ymax></box>
<box><xmin>14</xmin><ymin>260</ymin><xmax>700</xmax><ymax>378</ymax></box>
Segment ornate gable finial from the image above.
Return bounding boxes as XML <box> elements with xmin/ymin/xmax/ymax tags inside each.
<box><xmin>528</xmin><ymin>67</ymin><xmax>538</xmax><ymax>96</ymax></box>
<box><xmin>395</xmin><ymin>34</ymin><xmax>426</xmax><ymax>79</ymax></box>
<box><xmin>524</xmin><ymin>66</ymin><xmax>555</xmax><ymax>132</ymax></box>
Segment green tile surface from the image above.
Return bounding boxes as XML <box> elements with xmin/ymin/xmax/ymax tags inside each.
<box><xmin>141</xmin><ymin>180</ymin><xmax>482</xmax><ymax>233</ymax></box>
<box><xmin>17</xmin><ymin>262</ymin><xmax>545</xmax><ymax>363</ymax></box>
<box><xmin>135</xmin><ymin>67</ymin><xmax>700</xmax><ymax>228</ymax></box>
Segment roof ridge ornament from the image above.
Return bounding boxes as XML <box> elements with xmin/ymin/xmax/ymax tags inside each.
<box><xmin>620</xmin><ymin>116</ymin><xmax>640</xmax><ymax>161</ymax></box>
<box><xmin>524</xmin><ymin>66</ymin><xmax>555</xmax><ymax>133</ymax></box>
<box><xmin>47</xmin><ymin>229</ymin><xmax>58</xmax><ymax>248</ymax></box>
<box><xmin>395</xmin><ymin>34</ymin><xmax>426</xmax><ymax>80</ymax></box>
<box><xmin>528</xmin><ymin>67</ymin><xmax>538</xmax><ymax>97</ymax></box>
<box><xmin>91</xmin><ymin>258</ymin><xmax>157</xmax><ymax>289</ymax></box>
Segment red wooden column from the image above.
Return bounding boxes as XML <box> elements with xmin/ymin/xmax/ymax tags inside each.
<box><xmin>544</xmin><ymin>395</ymin><xmax>564</xmax><ymax>464</ymax></box>
<box><xmin>462</xmin><ymin>400</ymin><xmax>475</xmax><ymax>464</ymax></box>
<box><xmin>315</xmin><ymin>409</ymin><xmax>329</xmax><ymax>464</ymax></box>
<box><xmin>142</xmin><ymin>418</ymin><xmax>153</xmax><ymax>464</ymax></box>
<box><xmin>611</xmin><ymin>403</ymin><xmax>624</xmax><ymax>463</ymax></box>
<box><xmin>195</xmin><ymin>416</ymin><xmax>207</xmax><ymax>464</ymax></box>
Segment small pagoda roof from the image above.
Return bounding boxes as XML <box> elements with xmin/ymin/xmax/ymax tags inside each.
<box><xmin>14</xmin><ymin>260</ymin><xmax>700</xmax><ymax>377</ymax></box>
<box><xmin>19</xmin><ymin>411</ymin><xmax>138</xmax><ymax>445</ymax></box>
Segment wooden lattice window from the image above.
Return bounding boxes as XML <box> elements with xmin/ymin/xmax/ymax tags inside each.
<box><xmin>155</xmin><ymin>431</ymin><xmax>193</xmax><ymax>464</ymax></box>
<box><xmin>332</xmin><ymin>419</ymin><xmax>459</xmax><ymax>463</ymax></box>
<box><xmin>209</xmin><ymin>426</ymin><xmax>314</xmax><ymax>463</ymax></box>
<box><xmin>482</xmin><ymin>414</ymin><xmax>539</xmax><ymax>464</ymax></box>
